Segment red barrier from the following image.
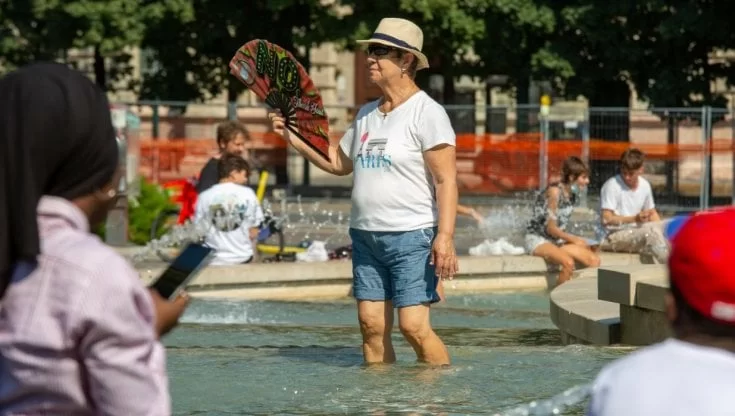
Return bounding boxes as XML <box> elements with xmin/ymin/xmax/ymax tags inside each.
<box><xmin>139</xmin><ymin>133</ymin><xmax>735</xmax><ymax>194</ymax></box>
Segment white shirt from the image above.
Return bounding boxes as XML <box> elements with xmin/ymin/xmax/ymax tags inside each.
<box><xmin>339</xmin><ymin>91</ymin><xmax>456</xmax><ymax>231</ymax></box>
<box><xmin>600</xmin><ymin>175</ymin><xmax>655</xmax><ymax>231</ymax></box>
<box><xmin>587</xmin><ymin>339</ymin><xmax>735</xmax><ymax>416</ymax></box>
<box><xmin>194</xmin><ymin>182</ymin><xmax>264</xmax><ymax>265</ymax></box>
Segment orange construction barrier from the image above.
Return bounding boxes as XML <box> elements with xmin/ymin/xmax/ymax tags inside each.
<box><xmin>138</xmin><ymin>132</ymin><xmax>735</xmax><ymax>195</ymax></box>
<box><xmin>138</xmin><ymin>132</ymin><xmax>290</xmax><ymax>184</ymax></box>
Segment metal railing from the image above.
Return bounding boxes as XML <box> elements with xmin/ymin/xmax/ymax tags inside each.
<box><xmin>115</xmin><ymin>100</ymin><xmax>735</xmax><ymax>212</ymax></box>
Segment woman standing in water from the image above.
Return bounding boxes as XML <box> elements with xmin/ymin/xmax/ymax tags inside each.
<box><xmin>270</xmin><ymin>18</ymin><xmax>458</xmax><ymax>365</ymax></box>
<box><xmin>524</xmin><ymin>156</ymin><xmax>600</xmax><ymax>287</ymax></box>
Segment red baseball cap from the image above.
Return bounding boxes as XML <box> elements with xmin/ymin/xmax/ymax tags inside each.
<box><xmin>669</xmin><ymin>207</ymin><xmax>735</xmax><ymax>324</ymax></box>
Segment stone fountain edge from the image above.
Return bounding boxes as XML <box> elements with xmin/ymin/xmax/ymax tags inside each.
<box><xmin>131</xmin><ymin>252</ymin><xmax>645</xmax><ymax>301</ymax></box>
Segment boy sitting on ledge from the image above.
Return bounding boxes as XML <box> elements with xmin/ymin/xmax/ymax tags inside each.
<box><xmin>195</xmin><ymin>155</ymin><xmax>264</xmax><ymax>265</ymax></box>
<box><xmin>599</xmin><ymin>148</ymin><xmax>669</xmax><ymax>263</ymax></box>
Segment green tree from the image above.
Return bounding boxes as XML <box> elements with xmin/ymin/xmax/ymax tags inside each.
<box><xmin>473</xmin><ymin>0</ymin><xmax>565</xmax><ymax>96</ymax></box>
<box><xmin>625</xmin><ymin>0</ymin><xmax>735</xmax><ymax>108</ymax></box>
<box><xmin>0</xmin><ymin>0</ymin><xmax>192</xmax><ymax>91</ymax></box>
<box><xmin>320</xmin><ymin>0</ymin><xmax>489</xmax><ymax>103</ymax></box>
<box><xmin>138</xmin><ymin>0</ymin><xmax>339</xmax><ymax>103</ymax></box>
<box><xmin>551</xmin><ymin>0</ymin><xmax>735</xmax><ymax>108</ymax></box>
<box><xmin>140</xmin><ymin>0</ymin><xmax>492</xmax><ymax>104</ymax></box>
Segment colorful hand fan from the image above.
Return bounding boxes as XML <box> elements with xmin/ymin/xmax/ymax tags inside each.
<box><xmin>229</xmin><ymin>39</ymin><xmax>330</xmax><ymax>162</ymax></box>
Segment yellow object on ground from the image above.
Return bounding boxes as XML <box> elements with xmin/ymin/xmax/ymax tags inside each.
<box><xmin>256</xmin><ymin>170</ymin><xmax>268</xmax><ymax>202</ymax></box>
<box><xmin>256</xmin><ymin>244</ymin><xmax>307</xmax><ymax>255</ymax></box>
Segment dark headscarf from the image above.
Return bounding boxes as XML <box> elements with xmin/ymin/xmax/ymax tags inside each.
<box><xmin>0</xmin><ymin>62</ymin><xmax>119</xmax><ymax>298</ymax></box>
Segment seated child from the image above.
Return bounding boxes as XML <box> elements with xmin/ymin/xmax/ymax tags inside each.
<box><xmin>524</xmin><ymin>156</ymin><xmax>600</xmax><ymax>287</ymax></box>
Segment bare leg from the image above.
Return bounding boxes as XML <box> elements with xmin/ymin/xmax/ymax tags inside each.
<box><xmin>397</xmin><ymin>304</ymin><xmax>449</xmax><ymax>365</ymax></box>
<box><xmin>357</xmin><ymin>300</ymin><xmax>396</xmax><ymax>364</ymax></box>
<box><xmin>532</xmin><ymin>242</ymin><xmax>576</xmax><ymax>287</ymax></box>
<box><xmin>560</xmin><ymin>243</ymin><xmax>601</xmax><ymax>268</ymax></box>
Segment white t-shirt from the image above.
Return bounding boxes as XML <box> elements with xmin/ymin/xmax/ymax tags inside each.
<box><xmin>339</xmin><ymin>91</ymin><xmax>456</xmax><ymax>231</ymax></box>
<box><xmin>194</xmin><ymin>182</ymin><xmax>264</xmax><ymax>265</ymax></box>
<box><xmin>600</xmin><ymin>175</ymin><xmax>655</xmax><ymax>231</ymax></box>
<box><xmin>587</xmin><ymin>339</ymin><xmax>735</xmax><ymax>416</ymax></box>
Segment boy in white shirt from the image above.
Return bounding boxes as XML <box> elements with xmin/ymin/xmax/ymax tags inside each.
<box><xmin>194</xmin><ymin>155</ymin><xmax>264</xmax><ymax>265</ymax></box>
<box><xmin>599</xmin><ymin>148</ymin><xmax>669</xmax><ymax>262</ymax></box>
<box><xmin>587</xmin><ymin>208</ymin><xmax>735</xmax><ymax>416</ymax></box>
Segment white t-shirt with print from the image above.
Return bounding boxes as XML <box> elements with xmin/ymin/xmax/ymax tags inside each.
<box><xmin>600</xmin><ymin>175</ymin><xmax>655</xmax><ymax>231</ymax></box>
<box><xmin>587</xmin><ymin>339</ymin><xmax>735</xmax><ymax>416</ymax></box>
<box><xmin>194</xmin><ymin>182</ymin><xmax>264</xmax><ymax>265</ymax></box>
<box><xmin>339</xmin><ymin>91</ymin><xmax>456</xmax><ymax>231</ymax></box>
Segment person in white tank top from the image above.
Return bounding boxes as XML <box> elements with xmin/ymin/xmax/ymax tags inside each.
<box><xmin>269</xmin><ymin>18</ymin><xmax>458</xmax><ymax>366</ymax></box>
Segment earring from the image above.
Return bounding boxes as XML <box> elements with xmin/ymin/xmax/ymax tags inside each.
<box><xmin>106</xmin><ymin>189</ymin><xmax>117</xmax><ymax>198</ymax></box>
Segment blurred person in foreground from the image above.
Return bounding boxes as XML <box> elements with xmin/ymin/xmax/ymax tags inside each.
<box><xmin>196</xmin><ymin>120</ymin><xmax>251</xmax><ymax>194</ymax></box>
<box><xmin>269</xmin><ymin>18</ymin><xmax>458</xmax><ymax>365</ymax></box>
<box><xmin>195</xmin><ymin>154</ymin><xmax>264</xmax><ymax>265</ymax></box>
<box><xmin>525</xmin><ymin>156</ymin><xmax>600</xmax><ymax>287</ymax></box>
<box><xmin>0</xmin><ymin>63</ymin><xmax>188</xmax><ymax>415</ymax></box>
<box><xmin>587</xmin><ymin>208</ymin><xmax>735</xmax><ymax>416</ymax></box>
<box><xmin>599</xmin><ymin>148</ymin><xmax>669</xmax><ymax>263</ymax></box>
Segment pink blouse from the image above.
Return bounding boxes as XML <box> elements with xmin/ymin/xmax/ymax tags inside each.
<box><xmin>0</xmin><ymin>196</ymin><xmax>170</xmax><ymax>415</ymax></box>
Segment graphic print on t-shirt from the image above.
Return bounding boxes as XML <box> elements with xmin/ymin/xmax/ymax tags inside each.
<box><xmin>355</xmin><ymin>131</ymin><xmax>391</xmax><ymax>169</ymax></box>
<box><xmin>208</xmin><ymin>196</ymin><xmax>254</xmax><ymax>232</ymax></box>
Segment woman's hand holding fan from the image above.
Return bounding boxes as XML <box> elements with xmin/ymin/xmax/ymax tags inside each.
<box><xmin>269</xmin><ymin>109</ymin><xmax>294</xmax><ymax>143</ymax></box>
<box><xmin>229</xmin><ymin>39</ymin><xmax>331</xmax><ymax>162</ymax></box>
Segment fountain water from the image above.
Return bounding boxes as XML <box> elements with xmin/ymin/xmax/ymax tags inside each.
<box><xmin>128</xmin><ymin>194</ymin><xmax>352</xmax><ymax>265</ymax></box>
<box><xmin>496</xmin><ymin>383</ymin><xmax>592</xmax><ymax>416</ymax></box>
<box><xmin>165</xmin><ymin>293</ymin><xmax>616</xmax><ymax>415</ymax></box>
<box><xmin>127</xmin><ymin>193</ymin><xmax>635</xmax><ymax>415</ymax></box>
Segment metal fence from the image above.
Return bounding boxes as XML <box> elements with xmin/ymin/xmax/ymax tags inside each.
<box><xmin>115</xmin><ymin>100</ymin><xmax>735</xmax><ymax>212</ymax></box>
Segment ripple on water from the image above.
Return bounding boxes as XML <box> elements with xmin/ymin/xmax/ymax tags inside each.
<box><xmin>165</xmin><ymin>295</ymin><xmax>633</xmax><ymax>415</ymax></box>
<box><xmin>166</xmin><ymin>339</ymin><xmax>628</xmax><ymax>415</ymax></box>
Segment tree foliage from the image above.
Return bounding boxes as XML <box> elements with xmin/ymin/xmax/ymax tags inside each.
<box><xmin>0</xmin><ymin>0</ymin><xmax>192</xmax><ymax>90</ymax></box>
<box><xmin>551</xmin><ymin>1</ymin><xmax>735</xmax><ymax>108</ymax></box>
<box><xmin>3</xmin><ymin>0</ymin><xmax>735</xmax><ymax>108</ymax></box>
<box><xmin>138</xmin><ymin>0</ymin><xmax>339</xmax><ymax>102</ymax></box>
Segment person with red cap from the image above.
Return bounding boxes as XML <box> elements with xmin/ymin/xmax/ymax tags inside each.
<box><xmin>586</xmin><ymin>207</ymin><xmax>735</xmax><ymax>416</ymax></box>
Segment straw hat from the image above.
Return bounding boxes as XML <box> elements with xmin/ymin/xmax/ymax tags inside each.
<box><xmin>356</xmin><ymin>18</ymin><xmax>429</xmax><ymax>70</ymax></box>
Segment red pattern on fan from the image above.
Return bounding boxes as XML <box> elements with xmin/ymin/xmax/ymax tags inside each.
<box><xmin>229</xmin><ymin>39</ymin><xmax>330</xmax><ymax>161</ymax></box>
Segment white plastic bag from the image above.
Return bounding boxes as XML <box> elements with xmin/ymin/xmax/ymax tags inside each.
<box><xmin>296</xmin><ymin>240</ymin><xmax>330</xmax><ymax>262</ymax></box>
<box><xmin>468</xmin><ymin>238</ymin><xmax>525</xmax><ymax>256</ymax></box>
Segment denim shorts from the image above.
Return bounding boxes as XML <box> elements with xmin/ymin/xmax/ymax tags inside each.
<box><xmin>349</xmin><ymin>227</ymin><xmax>440</xmax><ymax>308</ymax></box>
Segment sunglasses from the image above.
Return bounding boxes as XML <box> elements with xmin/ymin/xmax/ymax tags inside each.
<box><xmin>367</xmin><ymin>45</ymin><xmax>398</xmax><ymax>57</ymax></box>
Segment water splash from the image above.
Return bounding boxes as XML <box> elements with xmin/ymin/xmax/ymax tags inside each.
<box><xmin>278</xmin><ymin>196</ymin><xmax>351</xmax><ymax>246</ymax></box>
<box><xmin>130</xmin><ymin>219</ymin><xmax>210</xmax><ymax>264</ymax></box>
<box><xmin>477</xmin><ymin>204</ymin><xmax>532</xmax><ymax>239</ymax></box>
<box><xmin>496</xmin><ymin>383</ymin><xmax>591</xmax><ymax>416</ymax></box>
<box><xmin>127</xmin><ymin>196</ymin><xmax>353</xmax><ymax>265</ymax></box>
